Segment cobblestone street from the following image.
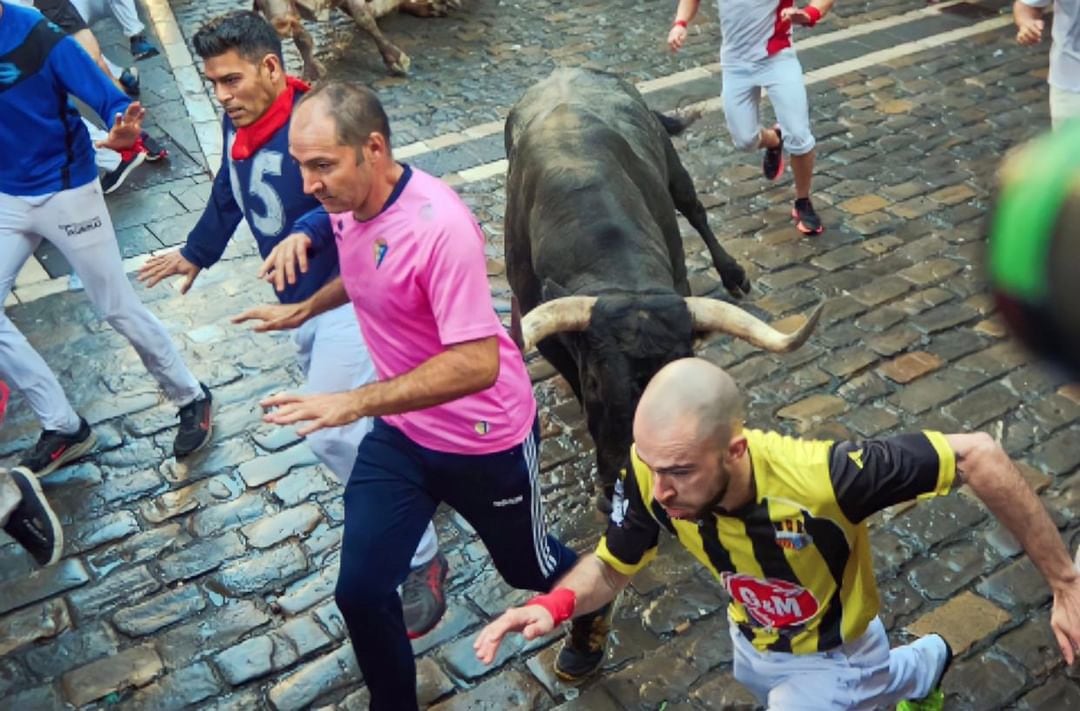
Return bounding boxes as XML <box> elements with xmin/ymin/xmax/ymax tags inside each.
<box><xmin>2</xmin><ymin>0</ymin><xmax>1080</xmax><ymax>708</ymax></box>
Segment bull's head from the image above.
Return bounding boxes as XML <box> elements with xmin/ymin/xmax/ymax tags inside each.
<box><xmin>521</xmin><ymin>292</ymin><xmax>823</xmax><ymax>504</ymax></box>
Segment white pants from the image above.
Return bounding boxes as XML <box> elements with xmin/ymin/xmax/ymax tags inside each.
<box><xmin>730</xmin><ymin>616</ymin><xmax>947</xmax><ymax>710</ymax></box>
<box><xmin>293</xmin><ymin>303</ymin><xmax>437</xmax><ymax>567</ymax></box>
<box><xmin>70</xmin><ymin>0</ymin><xmax>144</xmax><ymax>37</ymax></box>
<box><xmin>0</xmin><ymin>181</ymin><xmax>202</xmax><ymax>433</ymax></box>
<box><xmin>1050</xmin><ymin>85</ymin><xmax>1080</xmax><ymax>130</ymax></box>
<box><xmin>722</xmin><ymin>49</ymin><xmax>816</xmax><ymax>155</ymax></box>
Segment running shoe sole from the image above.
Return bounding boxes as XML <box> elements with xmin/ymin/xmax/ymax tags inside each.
<box><xmin>765</xmin><ymin>153</ymin><xmax>785</xmax><ymax>181</ymax></box>
<box><xmin>102</xmin><ymin>150</ymin><xmax>147</xmax><ymax>195</ymax></box>
<box><xmin>791</xmin><ymin>207</ymin><xmax>825</xmax><ymax>236</ymax></box>
<box><xmin>31</xmin><ymin>429</ymin><xmax>98</xmax><ymax>479</ymax></box>
<box><xmin>8</xmin><ymin>466</ymin><xmax>63</xmax><ymax>565</ymax></box>
<box><xmin>405</xmin><ymin>554</ymin><xmax>449</xmax><ymax>639</ymax></box>
<box><xmin>177</xmin><ymin>423</ymin><xmax>213</xmax><ymax>457</ymax></box>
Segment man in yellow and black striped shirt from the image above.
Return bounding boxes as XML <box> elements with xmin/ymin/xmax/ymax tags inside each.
<box><xmin>475</xmin><ymin>358</ymin><xmax>1080</xmax><ymax>709</ymax></box>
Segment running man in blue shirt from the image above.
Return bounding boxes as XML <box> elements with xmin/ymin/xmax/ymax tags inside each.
<box><xmin>0</xmin><ymin>0</ymin><xmax>212</xmax><ymax>475</ymax></box>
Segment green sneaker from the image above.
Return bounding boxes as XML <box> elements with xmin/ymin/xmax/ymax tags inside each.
<box><xmin>896</xmin><ymin>634</ymin><xmax>953</xmax><ymax>711</ymax></box>
<box><xmin>896</xmin><ymin>688</ymin><xmax>944</xmax><ymax>711</ymax></box>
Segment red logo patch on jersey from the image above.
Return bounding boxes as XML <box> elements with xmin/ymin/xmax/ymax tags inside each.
<box><xmin>722</xmin><ymin>573</ymin><xmax>819</xmax><ymax>629</ymax></box>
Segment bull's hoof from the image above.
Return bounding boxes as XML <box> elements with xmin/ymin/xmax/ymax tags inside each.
<box><xmin>722</xmin><ymin>269</ymin><xmax>752</xmax><ymax>299</ymax></box>
<box><xmin>400</xmin><ymin>0</ymin><xmax>454</xmax><ymax>17</ymax></box>
<box><xmin>386</xmin><ymin>51</ymin><xmax>411</xmax><ymax>76</ymax></box>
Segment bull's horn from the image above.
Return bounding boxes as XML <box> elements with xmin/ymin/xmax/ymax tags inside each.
<box><xmin>685</xmin><ymin>298</ymin><xmax>824</xmax><ymax>353</ymax></box>
<box><xmin>520</xmin><ymin>296</ymin><xmax>598</xmax><ymax>351</ymax></box>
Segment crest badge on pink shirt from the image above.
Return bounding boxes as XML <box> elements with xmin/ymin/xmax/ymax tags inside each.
<box><xmin>373</xmin><ymin>238</ymin><xmax>389</xmax><ymax>268</ymax></box>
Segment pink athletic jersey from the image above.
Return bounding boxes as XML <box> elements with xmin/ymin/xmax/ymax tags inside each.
<box><xmin>333</xmin><ymin>167</ymin><xmax>535</xmax><ymax>454</ymax></box>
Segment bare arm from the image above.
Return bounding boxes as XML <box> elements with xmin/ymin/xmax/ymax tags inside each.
<box><xmin>808</xmin><ymin>0</ymin><xmax>835</xmax><ymax>18</ymax></box>
<box><xmin>948</xmin><ymin>432</ymin><xmax>1080</xmax><ymax>662</ymax></box>
<box><xmin>232</xmin><ymin>276</ymin><xmax>349</xmax><ymax>334</ymax></box>
<box><xmin>344</xmin><ymin>335</ymin><xmax>499</xmax><ymax>417</ymax></box>
<box><xmin>668</xmin><ymin>0</ymin><xmax>701</xmax><ymax>50</ymax></box>
<box><xmin>782</xmin><ymin>0</ymin><xmax>834</xmax><ymax>26</ymax></box>
<box><xmin>473</xmin><ymin>554</ymin><xmax>630</xmax><ymax>664</ymax></box>
<box><xmin>303</xmin><ymin>276</ymin><xmax>350</xmax><ymax>320</ymax></box>
<box><xmin>261</xmin><ymin>336</ymin><xmax>500</xmax><ymax>435</ymax></box>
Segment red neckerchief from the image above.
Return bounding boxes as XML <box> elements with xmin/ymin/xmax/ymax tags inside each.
<box><xmin>231</xmin><ymin>76</ymin><xmax>310</xmax><ymax>161</ymax></box>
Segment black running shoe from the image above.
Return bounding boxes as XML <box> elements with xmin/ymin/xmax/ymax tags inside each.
<box><xmin>402</xmin><ymin>552</ymin><xmax>449</xmax><ymax>639</ymax></box>
<box><xmin>3</xmin><ymin>467</ymin><xmax>63</xmax><ymax>566</ymax></box>
<box><xmin>101</xmin><ymin>143</ymin><xmax>147</xmax><ymax>195</ymax></box>
<box><xmin>129</xmin><ymin>34</ymin><xmax>160</xmax><ymax>61</ymax></box>
<box><xmin>174</xmin><ymin>383</ymin><xmax>212</xmax><ymax>457</ymax></box>
<box><xmin>763</xmin><ymin>124</ymin><xmax>785</xmax><ymax>181</ymax></box>
<box><xmin>140</xmin><ymin>132</ymin><xmax>168</xmax><ymax>162</ymax></box>
<box><xmin>554</xmin><ymin>598</ymin><xmax>616</xmax><ymax>681</ymax></box>
<box><xmin>18</xmin><ymin>417</ymin><xmax>97</xmax><ymax>478</ymax></box>
<box><xmin>792</xmin><ymin>197</ymin><xmax>824</xmax><ymax>235</ymax></box>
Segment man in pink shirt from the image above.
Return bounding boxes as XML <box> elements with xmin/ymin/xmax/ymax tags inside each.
<box><xmin>237</xmin><ymin>81</ymin><xmax>610</xmax><ymax>710</ymax></box>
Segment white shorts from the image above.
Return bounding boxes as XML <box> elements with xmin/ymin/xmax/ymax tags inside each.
<box><xmin>722</xmin><ymin>49</ymin><xmax>815</xmax><ymax>155</ymax></box>
<box><xmin>1050</xmin><ymin>84</ymin><xmax>1080</xmax><ymax>130</ymax></box>
<box><xmin>729</xmin><ymin>616</ymin><xmax>948</xmax><ymax>710</ymax></box>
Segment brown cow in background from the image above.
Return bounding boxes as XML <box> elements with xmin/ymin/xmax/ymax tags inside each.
<box><xmin>254</xmin><ymin>0</ymin><xmax>462</xmax><ymax>79</ymax></box>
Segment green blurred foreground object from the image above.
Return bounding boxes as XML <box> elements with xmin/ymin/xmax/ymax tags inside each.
<box><xmin>987</xmin><ymin>120</ymin><xmax>1080</xmax><ymax>379</ymax></box>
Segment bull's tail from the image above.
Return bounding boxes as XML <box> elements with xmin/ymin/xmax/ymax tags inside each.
<box><xmin>653</xmin><ymin>107</ymin><xmax>704</xmax><ymax>136</ymax></box>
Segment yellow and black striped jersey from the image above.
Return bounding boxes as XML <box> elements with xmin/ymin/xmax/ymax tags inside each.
<box><xmin>596</xmin><ymin>429</ymin><xmax>956</xmax><ymax>654</ymax></box>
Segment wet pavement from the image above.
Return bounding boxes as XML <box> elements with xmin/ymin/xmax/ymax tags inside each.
<box><xmin>2</xmin><ymin>0</ymin><xmax>1080</xmax><ymax>708</ymax></box>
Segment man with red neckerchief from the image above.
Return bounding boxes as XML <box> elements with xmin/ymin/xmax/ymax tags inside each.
<box><xmin>137</xmin><ymin>11</ymin><xmax>447</xmax><ymax>637</ymax></box>
<box><xmin>668</xmin><ymin>0</ymin><xmax>833</xmax><ymax>236</ymax></box>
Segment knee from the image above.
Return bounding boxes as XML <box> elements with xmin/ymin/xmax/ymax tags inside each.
<box><xmin>334</xmin><ymin>571</ymin><xmax>395</xmax><ymax>622</ymax></box>
<box><xmin>783</xmin><ymin>131</ymin><xmax>815</xmax><ymax>156</ymax></box>
<box><xmin>731</xmin><ymin>128</ymin><xmax>761</xmax><ymax>152</ymax></box>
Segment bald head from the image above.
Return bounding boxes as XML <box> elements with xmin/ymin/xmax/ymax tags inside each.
<box><xmin>634</xmin><ymin>358</ymin><xmax>744</xmax><ymax>447</ymax></box>
<box><xmin>295</xmin><ymin>80</ymin><xmax>391</xmax><ymax>154</ymax></box>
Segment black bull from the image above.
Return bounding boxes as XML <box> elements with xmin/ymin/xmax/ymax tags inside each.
<box><xmin>503</xmin><ymin>68</ymin><xmax>820</xmax><ymax>505</ymax></box>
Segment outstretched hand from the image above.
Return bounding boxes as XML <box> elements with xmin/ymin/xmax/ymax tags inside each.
<box><xmin>138</xmin><ymin>251</ymin><xmax>201</xmax><ymax>294</ymax></box>
<box><xmin>259</xmin><ymin>233</ymin><xmax>314</xmax><ymax>293</ymax></box>
<box><xmin>1050</xmin><ymin>559</ymin><xmax>1080</xmax><ymax>665</ymax></box>
<box><xmin>473</xmin><ymin>605</ymin><xmax>556</xmax><ymax>665</ymax></box>
<box><xmin>232</xmin><ymin>303</ymin><xmax>309</xmax><ymax>333</ymax></box>
<box><xmin>260</xmin><ymin>391</ymin><xmax>363</xmax><ymax>436</ymax></box>
<box><xmin>97</xmin><ymin>101</ymin><xmax>144</xmax><ymax>152</ymax></box>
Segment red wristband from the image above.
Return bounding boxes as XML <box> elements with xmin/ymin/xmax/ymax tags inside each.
<box><xmin>673</xmin><ymin>19</ymin><xmax>688</xmax><ymax>28</ymax></box>
<box><xmin>803</xmin><ymin>5</ymin><xmax>822</xmax><ymax>26</ymax></box>
<box><xmin>526</xmin><ymin>588</ymin><xmax>577</xmax><ymax>626</ymax></box>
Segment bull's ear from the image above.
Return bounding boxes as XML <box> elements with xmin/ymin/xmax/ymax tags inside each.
<box><xmin>541</xmin><ymin>278</ymin><xmax>570</xmax><ymax>301</ymax></box>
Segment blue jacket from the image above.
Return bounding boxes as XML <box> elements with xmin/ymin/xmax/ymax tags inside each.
<box><xmin>181</xmin><ymin>91</ymin><xmax>336</xmax><ymax>304</ymax></box>
<box><xmin>0</xmin><ymin>2</ymin><xmax>130</xmax><ymax>195</ymax></box>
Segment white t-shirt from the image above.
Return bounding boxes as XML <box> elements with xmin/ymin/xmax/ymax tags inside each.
<box><xmin>1023</xmin><ymin>0</ymin><xmax>1080</xmax><ymax>93</ymax></box>
<box><xmin>717</xmin><ymin>0</ymin><xmax>797</xmax><ymax>67</ymax></box>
